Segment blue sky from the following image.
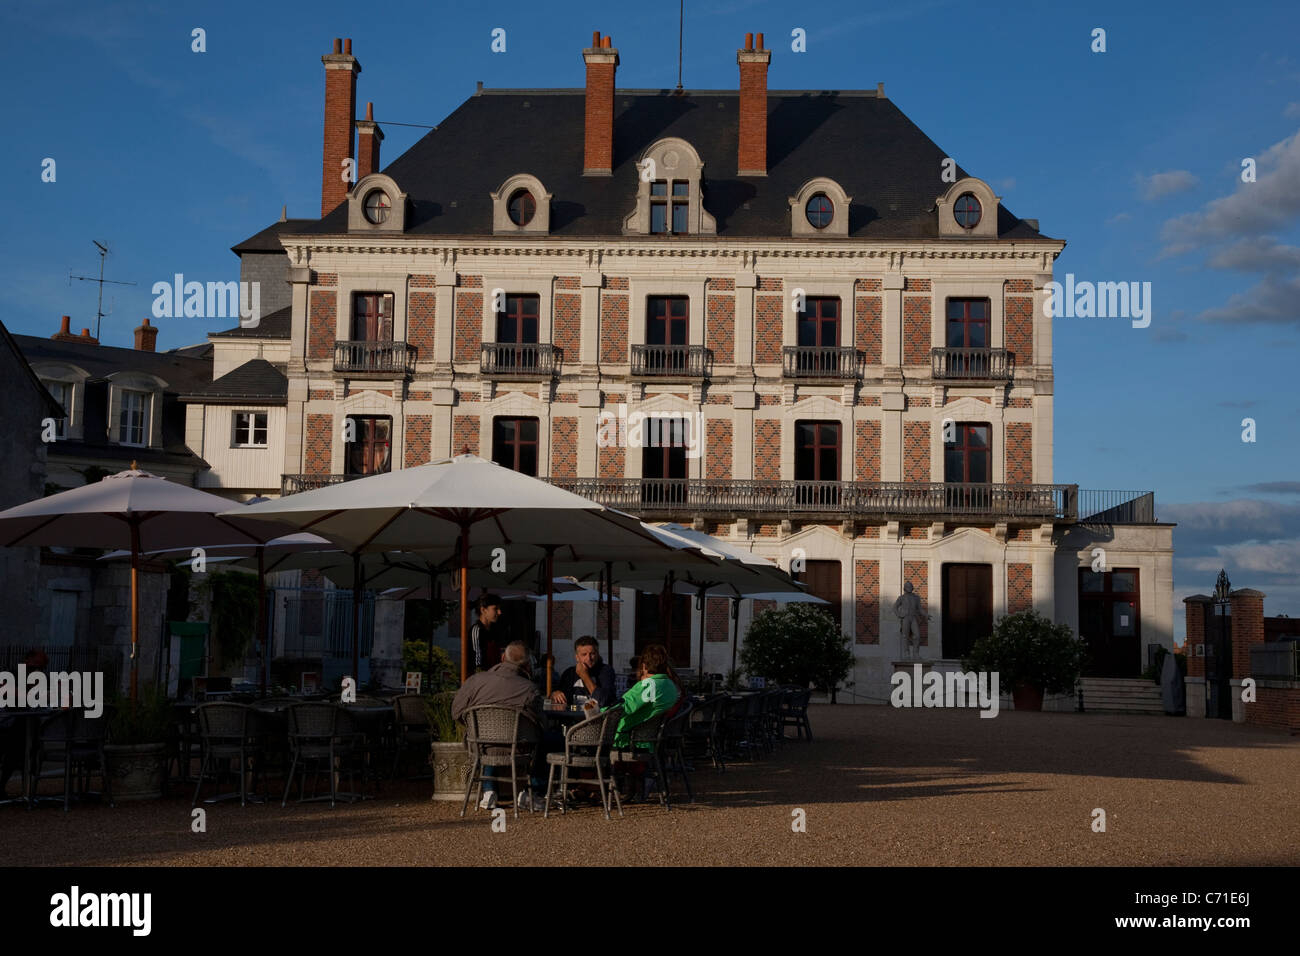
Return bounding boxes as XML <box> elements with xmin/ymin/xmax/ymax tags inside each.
<box><xmin>4</xmin><ymin>0</ymin><xmax>1299</xmax><ymax>634</ymax></box>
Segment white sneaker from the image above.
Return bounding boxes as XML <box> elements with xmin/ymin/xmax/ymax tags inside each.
<box><xmin>478</xmin><ymin>791</ymin><xmax>497</xmax><ymax>811</ymax></box>
<box><xmin>516</xmin><ymin>790</ymin><xmax>533</xmax><ymax>811</ymax></box>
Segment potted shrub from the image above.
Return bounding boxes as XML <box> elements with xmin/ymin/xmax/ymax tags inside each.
<box><xmin>426</xmin><ymin>691</ymin><xmax>471</xmax><ymax>801</ymax></box>
<box><xmin>105</xmin><ymin>683</ymin><xmax>172</xmax><ymax>801</ymax></box>
<box><xmin>741</xmin><ymin>603</ymin><xmax>855</xmax><ymax>701</ymax></box>
<box><xmin>964</xmin><ymin>609</ymin><xmax>1086</xmax><ymax>712</ymax></box>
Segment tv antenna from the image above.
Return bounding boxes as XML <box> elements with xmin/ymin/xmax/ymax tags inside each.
<box><xmin>69</xmin><ymin>241</ymin><xmax>136</xmax><ymax>340</ymax></box>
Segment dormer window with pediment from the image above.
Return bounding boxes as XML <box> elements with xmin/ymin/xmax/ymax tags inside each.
<box><xmin>347</xmin><ymin>173</ymin><xmax>408</xmax><ymax>232</ymax></box>
<box><xmin>623</xmin><ymin>138</ymin><xmax>716</xmax><ymax>236</ymax></box>
<box><xmin>491</xmin><ymin>174</ymin><xmax>552</xmax><ymax>234</ymax></box>
<box><xmin>937</xmin><ymin>177</ymin><xmax>1000</xmax><ymax>238</ymax></box>
<box><xmin>789</xmin><ymin>178</ymin><xmax>851</xmax><ymax>237</ymax></box>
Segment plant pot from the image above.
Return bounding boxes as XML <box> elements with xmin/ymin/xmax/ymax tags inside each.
<box><xmin>104</xmin><ymin>742</ymin><xmax>167</xmax><ymax>802</ymax></box>
<box><xmin>1012</xmin><ymin>684</ymin><xmax>1044</xmax><ymax>712</ymax></box>
<box><xmin>429</xmin><ymin>740</ymin><xmax>472</xmax><ymax>801</ymax></box>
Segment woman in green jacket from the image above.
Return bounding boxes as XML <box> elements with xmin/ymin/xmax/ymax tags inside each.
<box><xmin>612</xmin><ymin>643</ymin><xmax>679</xmax><ymax>749</ymax></box>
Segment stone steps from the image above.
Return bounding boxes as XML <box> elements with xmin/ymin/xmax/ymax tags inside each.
<box><xmin>1079</xmin><ymin>678</ymin><xmax>1165</xmax><ymax>714</ymax></box>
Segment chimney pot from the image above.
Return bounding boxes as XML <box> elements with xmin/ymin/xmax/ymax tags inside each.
<box><xmin>80</xmin><ymin>328</ymin><xmax>91</xmax><ymax>338</ymax></box>
<box><xmin>59</xmin><ymin>315</ymin><xmax>70</xmax><ymax>334</ymax></box>
<box><xmin>135</xmin><ymin>317</ymin><xmax>158</xmax><ymax>352</ymax></box>
<box><xmin>757</xmin><ymin>32</ymin><xmax>764</xmax><ymax>49</ymax></box>
<box><xmin>365</xmin><ymin>101</ymin><xmax>374</xmax><ymax>121</ymax></box>
<box><xmin>333</xmin><ymin>38</ymin><xmax>341</xmax><ymax>54</ymax></box>
<box><xmin>745</xmin><ymin>32</ymin><xmax>753</xmax><ymax>50</ymax></box>
<box><xmin>592</xmin><ymin>30</ymin><xmax>600</xmax><ymax>47</ymax></box>
<box><xmin>602</xmin><ymin>35</ymin><xmax>611</xmax><ymax>48</ymax></box>
<box><xmin>344</xmin><ymin>38</ymin><xmax>352</xmax><ymax>54</ymax></box>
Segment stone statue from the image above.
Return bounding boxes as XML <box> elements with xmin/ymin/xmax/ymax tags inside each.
<box><xmin>893</xmin><ymin>581</ymin><xmax>929</xmax><ymax>660</ymax></box>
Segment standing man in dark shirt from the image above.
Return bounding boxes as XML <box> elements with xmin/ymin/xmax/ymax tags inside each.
<box><xmin>550</xmin><ymin>635</ymin><xmax>616</xmax><ymax>709</ymax></box>
<box><xmin>470</xmin><ymin>594</ymin><xmax>503</xmax><ymax>674</ymax></box>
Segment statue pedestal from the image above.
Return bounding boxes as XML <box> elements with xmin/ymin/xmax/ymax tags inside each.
<box><xmin>891</xmin><ymin>659</ymin><xmax>934</xmax><ymax>677</ymax></box>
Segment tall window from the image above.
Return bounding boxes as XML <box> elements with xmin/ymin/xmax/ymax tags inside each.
<box><xmin>352</xmin><ymin>293</ymin><xmax>394</xmax><ymax>341</ymax></box>
<box><xmin>797</xmin><ymin>298</ymin><xmax>840</xmax><ymax>348</ymax></box>
<box><xmin>650</xmin><ymin>180</ymin><xmax>689</xmax><ymax>234</ymax></box>
<box><xmin>119</xmin><ymin>390</ymin><xmax>149</xmax><ymax>446</ymax></box>
<box><xmin>645</xmin><ymin>296</ymin><xmax>689</xmax><ymax>374</ymax></box>
<box><xmin>795</xmin><ymin>421</ymin><xmax>841</xmax><ymax>506</ymax></box>
<box><xmin>946</xmin><ymin>298</ymin><xmax>990</xmax><ymax>348</ymax></box>
<box><xmin>943</xmin><ymin>423</ymin><xmax>991</xmax><ymax>483</ymax></box>
<box><xmin>492</xmin><ymin>417</ymin><xmax>539</xmax><ymax>476</ymax></box>
<box><xmin>495</xmin><ymin>294</ymin><xmax>539</xmax><ymax>345</ymax></box>
<box><xmin>44</xmin><ymin>381</ymin><xmax>70</xmax><ymax>439</ymax></box>
<box><xmin>345</xmin><ymin>416</ymin><xmax>392</xmax><ymax>476</ymax></box>
<box><xmin>641</xmin><ymin>416</ymin><xmax>689</xmax><ymax>506</ymax></box>
<box><xmin>232</xmin><ymin>411</ymin><xmax>269</xmax><ymax>448</ymax></box>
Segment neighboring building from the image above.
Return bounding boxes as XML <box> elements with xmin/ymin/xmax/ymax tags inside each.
<box><xmin>0</xmin><ymin>318</ymin><xmax>64</xmax><ymax>651</ymax></box>
<box><xmin>223</xmin><ymin>30</ymin><xmax>1176</xmax><ymax>702</ymax></box>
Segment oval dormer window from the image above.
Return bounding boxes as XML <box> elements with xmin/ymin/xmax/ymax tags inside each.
<box><xmin>363</xmin><ymin>189</ymin><xmax>391</xmax><ymax>224</ymax></box>
<box><xmin>805</xmin><ymin>193</ymin><xmax>834</xmax><ymax>229</ymax></box>
<box><xmin>507</xmin><ymin>189</ymin><xmax>536</xmax><ymax>226</ymax></box>
<box><xmin>954</xmin><ymin>193</ymin><xmax>982</xmax><ymax>229</ymax></box>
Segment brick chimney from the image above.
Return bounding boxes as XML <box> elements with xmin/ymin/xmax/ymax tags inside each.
<box><xmin>737</xmin><ymin>32</ymin><xmax>771</xmax><ymax>177</ymax></box>
<box><xmin>356</xmin><ymin>101</ymin><xmax>383</xmax><ymax>180</ymax></box>
<box><xmin>51</xmin><ymin>315</ymin><xmax>76</xmax><ymax>342</ymax></box>
<box><xmin>321</xmin><ymin>37</ymin><xmax>361</xmax><ymax>216</ymax></box>
<box><xmin>582</xmin><ymin>32</ymin><xmax>619</xmax><ymax>176</ymax></box>
<box><xmin>134</xmin><ymin>317</ymin><xmax>158</xmax><ymax>352</ymax></box>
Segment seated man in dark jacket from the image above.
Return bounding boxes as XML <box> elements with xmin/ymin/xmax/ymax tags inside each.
<box><xmin>452</xmin><ymin>641</ymin><xmax>543</xmax><ymax>810</ymax></box>
<box><xmin>550</xmin><ymin>635</ymin><xmax>616</xmax><ymax>709</ymax></box>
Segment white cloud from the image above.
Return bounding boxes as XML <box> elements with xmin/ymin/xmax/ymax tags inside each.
<box><xmin>1285</xmin><ymin>102</ymin><xmax>1300</xmax><ymax>119</ymax></box>
<box><xmin>1197</xmin><ymin>274</ymin><xmax>1300</xmax><ymax>324</ymax></box>
<box><xmin>1136</xmin><ymin>169</ymin><xmax>1199</xmax><ymax>201</ymax></box>
<box><xmin>1206</xmin><ymin>236</ymin><xmax>1300</xmax><ymax>274</ymax></box>
<box><xmin>1105</xmin><ymin>211</ymin><xmax>1132</xmax><ymax>225</ymax></box>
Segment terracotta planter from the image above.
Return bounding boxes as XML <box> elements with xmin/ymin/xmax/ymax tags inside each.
<box><xmin>429</xmin><ymin>741</ymin><xmax>472</xmax><ymax>801</ymax></box>
<box><xmin>1012</xmin><ymin>684</ymin><xmax>1044</xmax><ymax>712</ymax></box>
<box><xmin>104</xmin><ymin>742</ymin><xmax>167</xmax><ymax>802</ymax></box>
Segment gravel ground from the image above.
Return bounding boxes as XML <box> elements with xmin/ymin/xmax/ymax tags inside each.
<box><xmin>3</xmin><ymin>705</ymin><xmax>1296</xmax><ymax>867</ymax></box>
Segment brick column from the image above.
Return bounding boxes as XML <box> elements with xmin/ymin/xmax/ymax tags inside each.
<box><xmin>1183</xmin><ymin>595</ymin><xmax>1211</xmax><ymax>678</ymax></box>
<box><xmin>1229</xmin><ymin>588</ymin><xmax>1266</xmax><ymax>680</ymax></box>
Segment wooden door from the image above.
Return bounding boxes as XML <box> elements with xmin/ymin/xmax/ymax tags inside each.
<box><xmin>942</xmin><ymin>564</ymin><xmax>993</xmax><ymax>659</ymax></box>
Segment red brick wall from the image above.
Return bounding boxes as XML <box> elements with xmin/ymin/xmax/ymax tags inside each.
<box><xmin>904</xmin><ymin>421</ymin><xmax>930</xmax><ymax>482</ymax></box>
<box><xmin>595</xmin><ymin>599</ymin><xmax>621</xmax><ymax>646</ymax></box>
<box><xmin>856</xmin><ymin>295</ymin><xmax>882</xmax><ymax>364</ymax></box>
<box><xmin>855</xmin><ymin>278</ymin><xmax>882</xmax><ymax>292</ymax></box>
<box><xmin>408</xmin><ymin>285</ymin><xmax>436</xmax><ymax>356</ymax></box>
<box><xmin>855</xmin><ymin>420</ymin><xmax>881</xmax><ymax>481</ymax></box>
<box><xmin>549</xmin><ymin>602</ymin><xmax>573</xmax><ymax>643</ymax></box>
<box><xmin>903</xmin><ymin>293</ymin><xmax>931</xmax><ymax>365</ymax></box>
<box><xmin>600</xmin><ymin>293</ymin><xmax>628</xmax><ymax>363</ymax></box>
<box><xmin>755</xmin><ymin>295</ymin><xmax>782</xmax><ymax>364</ymax></box>
<box><xmin>1005</xmin><ymin>294</ymin><xmax>1033</xmax><ymax>362</ymax></box>
<box><xmin>1007</xmin><ymin>397</ymin><xmax>1033</xmax><ymax>408</ymax></box>
<box><xmin>453</xmin><ymin>415</ymin><xmax>479</xmax><ymax>456</ymax></box>
<box><xmin>599</xmin><ymin>444</ymin><xmax>624</xmax><ymax>478</ymax></box>
<box><xmin>855</xmin><ymin>560</ymin><xmax>879</xmax><ymax>644</ymax></box>
<box><xmin>404</xmin><ymin>414</ymin><xmax>431</xmax><ymax>468</ymax></box>
<box><xmin>754</xmin><ymin>420</ymin><xmax>780</xmax><ymax>479</ymax></box>
<box><xmin>455</xmin><ymin>286</ymin><xmax>483</xmax><ymax>363</ymax></box>
<box><xmin>551</xmin><ymin>417</ymin><xmax>577</xmax><ymax>478</ymax></box>
<box><xmin>308</xmin><ymin>281</ymin><xmax>338</xmax><ymax>361</ymax></box>
<box><xmin>1247</xmin><ymin>686</ymin><xmax>1300</xmax><ymax>733</ymax></box>
<box><xmin>707</xmin><ymin>597</ymin><xmax>730</xmax><ymax>643</ymax></box>
<box><xmin>554</xmin><ymin>287</ymin><xmax>581</xmax><ymax>358</ymax></box>
<box><xmin>1006</xmin><ymin>423</ymin><xmax>1032</xmax><ymax>484</ymax></box>
<box><xmin>1006</xmin><ymin>279</ymin><xmax>1033</xmax><ymax>293</ymax></box>
<box><xmin>305</xmin><ymin>414</ymin><xmax>333</xmax><ymax>473</ymax></box>
<box><xmin>1008</xmin><ymin>563</ymin><xmax>1032</xmax><ymax>614</ymax></box>
<box><xmin>707</xmin><ymin>419</ymin><xmax>733</xmax><ymax>480</ymax></box>
<box><xmin>903</xmin><ymin>560</ymin><xmax>928</xmax><ymax>644</ymax></box>
<box><xmin>1184</xmin><ymin>599</ymin><xmax>1208</xmax><ymax>678</ymax></box>
<box><xmin>1229</xmin><ymin>590</ymin><xmax>1265</xmax><ymax>680</ymax></box>
<box><xmin>706</xmin><ymin>293</ymin><xmax>735</xmax><ymax>363</ymax></box>
<box><xmin>321</xmin><ymin>60</ymin><xmax>356</xmax><ymax>216</ymax></box>
<box><xmin>583</xmin><ymin>55</ymin><xmax>615</xmax><ymax>172</ymax></box>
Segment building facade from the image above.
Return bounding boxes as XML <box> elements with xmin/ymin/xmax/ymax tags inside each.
<box><xmin>209</xmin><ymin>32</ymin><xmax>1173</xmax><ymax>700</ymax></box>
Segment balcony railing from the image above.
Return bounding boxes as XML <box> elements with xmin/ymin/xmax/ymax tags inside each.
<box><xmin>1078</xmin><ymin>489</ymin><xmax>1155</xmax><ymax>523</ymax></box>
<box><xmin>782</xmin><ymin>346</ymin><xmax>863</xmax><ymax>380</ymax></box>
<box><xmin>630</xmin><ymin>344</ymin><xmax>711</xmax><ymax>378</ymax></box>
<box><xmin>333</xmin><ymin>340</ymin><xmax>417</xmax><ymax>375</ymax></box>
<box><xmin>551</xmin><ymin>478</ymin><xmax>1077</xmax><ymax>520</ymax></box>
<box><xmin>480</xmin><ymin>342</ymin><xmax>561</xmax><ymax>378</ymax></box>
<box><xmin>930</xmin><ymin>347</ymin><xmax>1014</xmax><ymax>381</ymax></box>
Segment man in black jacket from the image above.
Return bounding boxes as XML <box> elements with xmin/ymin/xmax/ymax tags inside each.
<box><xmin>469</xmin><ymin>594</ymin><xmax>503</xmax><ymax>673</ymax></box>
<box><xmin>550</xmin><ymin>635</ymin><xmax>616</xmax><ymax>709</ymax></box>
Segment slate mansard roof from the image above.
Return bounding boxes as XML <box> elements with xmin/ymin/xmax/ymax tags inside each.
<box><xmin>295</xmin><ymin>88</ymin><xmax>1052</xmax><ymax>241</ymax></box>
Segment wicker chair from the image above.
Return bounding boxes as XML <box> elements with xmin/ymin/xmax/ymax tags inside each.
<box><xmin>662</xmin><ymin>702</ymin><xmax>695</xmax><ymax>802</ymax></box>
<box><xmin>281</xmin><ymin>703</ymin><xmax>364</xmax><ymax>807</ymax></box>
<box><xmin>780</xmin><ymin>689</ymin><xmax>814</xmax><ymax>741</ymax></box>
<box><xmin>461</xmin><ymin>706</ymin><xmax>542</xmax><ymax>819</ymax></box>
<box><xmin>390</xmin><ymin>694</ymin><xmax>433</xmax><ymax>780</ymax></box>
<box><xmin>611</xmin><ymin>710</ymin><xmax>673</xmax><ymax>809</ymax></box>
<box><xmin>686</xmin><ymin>694</ymin><xmax>727</xmax><ymax>771</ymax></box>
<box><xmin>32</xmin><ymin>709</ymin><xmax>113</xmax><ymax>810</ymax></box>
<box><xmin>543</xmin><ymin>704</ymin><xmax>623</xmax><ymax>820</ymax></box>
<box><xmin>193</xmin><ymin>703</ymin><xmax>260</xmax><ymax>807</ymax></box>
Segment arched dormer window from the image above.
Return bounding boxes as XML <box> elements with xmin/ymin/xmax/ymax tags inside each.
<box><xmin>106</xmin><ymin>371</ymin><xmax>166</xmax><ymax>449</ymax></box>
<box><xmin>490</xmin><ymin>173</ymin><xmax>552</xmax><ymax>234</ymax></box>
<box><xmin>347</xmin><ymin>173</ymin><xmax>408</xmax><ymax>233</ymax></box>
<box><xmin>623</xmin><ymin>138</ymin><xmax>716</xmax><ymax>236</ymax></box>
<box><xmin>789</xmin><ymin>177</ymin><xmax>852</xmax><ymax>237</ymax></box>
<box><xmin>937</xmin><ymin>177</ymin><xmax>1000</xmax><ymax>238</ymax></box>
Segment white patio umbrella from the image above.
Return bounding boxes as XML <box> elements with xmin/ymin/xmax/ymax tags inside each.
<box><xmin>0</xmin><ymin>464</ymin><xmax>293</xmax><ymax>697</ymax></box>
<box><xmin>228</xmin><ymin>454</ymin><xmax>689</xmax><ymax>687</ymax></box>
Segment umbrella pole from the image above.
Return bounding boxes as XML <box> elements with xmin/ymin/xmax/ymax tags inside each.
<box><xmin>696</xmin><ymin>586</ymin><xmax>707</xmax><ymax>681</ymax></box>
<box><xmin>428</xmin><ymin>567</ymin><xmax>437</xmax><ymax>689</ymax></box>
<box><xmin>257</xmin><ymin>549</ymin><xmax>267</xmax><ymax>698</ymax></box>
<box><xmin>660</xmin><ymin>571</ymin><xmax>674</xmax><ymax>647</ymax></box>
<box><xmin>459</xmin><ymin>525</ymin><xmax>470</xmax><ymax>684</ymax></box>
<box><xmin>605</xmin><ymin>561</ymin><xmax>614</xmax><ymax>665</ymax></box>
<box><xmin>731</xmin><ymin>598</ymin><xmax>741</xmax><ymax>676</ymax></box>
<box><xmin>545</xmin><ymin>546</ymin><xmax>555</xmax><ymax>697</ymax></box>
<box><xmin>352</xmin><ymin>553</ymin><xmax>362</xmax><ymax>685</ymax></box>
<box><xmin>130</xmin><ymin>520</ymin><xmax>141</xmax><ymax>701</ymax></box>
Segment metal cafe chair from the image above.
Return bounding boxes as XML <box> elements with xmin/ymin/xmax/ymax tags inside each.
<box><xmin>193</xmin><ymin>702</ymin><xmax>262</xmax><ymax>807</ymax></box>
<box><xmin>543</xmin><ymin>704</ymin><xmax>623</xmax><ymax>820</ymax></box>
<box><xmin>390</xmin><ymin>693</ymin><xmax>433</xmax><ymax>780</ymax></box>
<box><xmin>281</xmin><ymin>703</ymin><xmax>365</xmax><ymax>808</ymax></box>
<box><xmin>610</xmin><ymin>710</ymin><xmax>673</xmax><ymax>810</ymax></box>
<box><xmin>31</xmin><ymin>709</ymin><xmax>114</xmax><ymax>811</ymax></box>
<box><xmin>780</xmin><ymin>689</ymin><xmax>814</xmax><ymax>742</ymax></box>
<box><xmin>461</xmin><ymin>706</ymin><xmax>542</xmax><ymax>819</ymax></box>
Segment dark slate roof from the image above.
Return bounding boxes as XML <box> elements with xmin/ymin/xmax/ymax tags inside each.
<box><xmin>210</xmin><ymin>305</ymin><xmax>292</xmax><ymax>340</ymax></box>
<box><xmin>232</xmin><ymin>219</ymin><xmax>316</xmax><ymax>253</ymax></box>
<box><xmin>295</xmin><ymin>89</ymin><xmax>1051</xmax><ymax>240</ymax></box>
<box><xmin>0</xmin><ymin>320</ymin><xmax>65</xmax><ymax>419</ymax></box>
<box><xmin>180</xmin><ymin>359</ymin><xmax>287</xmax><ymax>404</ymax></box>
<box><xmin>13</xmin><ymin>335</ymin><xmax>213</xmax><ymax>394</ymax></box>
